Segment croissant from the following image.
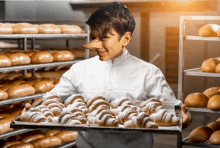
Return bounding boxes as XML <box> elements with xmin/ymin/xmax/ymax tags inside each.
<box><xmin>42</xmin><ymin>95</ymin><xmax>63</xmax><ymax>103</ymax></box>
<box><xmin>58</xmin><ymin>110</ymin><xmax>81</xmax><ymax>125</ymax></box>
<box><xmin>67</xmin><ymin>107</ymin><xmax>87</xmax><ymax>124</ymax></box>
<box><xmin>150</xmin><ymin>109</ymin><xmax>179</xmax><ymax>126</ymax></box>
<box><xmin>140</xmin><ymin>98</ymin><xmax>162</xmax><ymax>108</ymax></box>
<box><xmin>110</xmin><ymin>96</ymin><xmax>133</xmax><ymax>109</ymax></box>
<box><xmin>86</xmin><ymin>96</ymin><xmax>106</xmax><ymax>108</ymax></box>
<box><xmin>124</xmin><ymin>112</ymin><xmax>158</xmax><ymax>129</ymax></box>
<box><xmin>111</xmin><ymin>104</ymin><xmax>137</xmax><ymax>116</ymax></box>
<box><xmin>117</xmin><ymin>109</ymin><xmax>138</xmax><ymax>124</ymax></box>
<box><xmin>20</xmin><ymin>111</ymin><xmax>47</xmax><ymax>123</ymax></box>
<box><xmin>142</xmin><ymin>102</ymin><xmax>165</xmax><ymax>115</ymax></box>
<box><xmin>65</xmin><ymin>94</ymin><xmax>85</xmax><ymax>107</ymax></box>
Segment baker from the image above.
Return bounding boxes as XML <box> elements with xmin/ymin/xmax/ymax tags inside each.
<box><xmin>41</xmin><ymin>2</ymin><xmax>191</xmax><ymax>148</ymax></box>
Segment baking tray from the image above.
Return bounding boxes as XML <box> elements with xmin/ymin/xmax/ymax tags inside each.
<box><xmin>11</xmin><ymin>106</ymin><xmax>181</xmax><ymax>135</ymax></box>
<box><xmin>0</xmin><ymin>129</ymin><xmax>33</xmax><ymax>140</ymax></box>
<box><xmin>184</xmin><ymin>68</ymin><xmax>220</xmax><ymax>77</ymax></box>
<box><xmin>0</xmin><ymin>34</ymin><xmax>88</xmax><ymax>39</ymax></box>
<box><xmin>182</xmin><ymin>136</ymin><xmax>220</xmax><ymax>148</ymax></box>
<box><xmin>187</xmin><ymin>107</ymin><xmax>220</xmax><ymax>114</ymax></box>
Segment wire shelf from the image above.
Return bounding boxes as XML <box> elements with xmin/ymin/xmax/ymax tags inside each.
<box><xmin>0</xmin><ymin>129</ymin><xmax>33</xmax><ymax>140</ymax></box>
<box><xmin>184</xmin><ymin>68</ymin><xmax>220</xmax><ymax>77</ymax></box>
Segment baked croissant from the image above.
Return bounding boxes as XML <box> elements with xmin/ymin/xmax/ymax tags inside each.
<box><xmin>86</xmin><ymin>96</ymin><xmax>110</xmax><ymax>113</ymax></box>
<box><xmin>111</xmin><ymin>104</ymin><xmax>137</xmax><ymax>116</ymax></box>
<box><xmin>110</xmin><ymin>96</ymin><xmax>133</xmax><ymax>109</ymax></box>
<box><xmin>117</xmin><ymin>109</ymin><xmax>138</xmax><ymax>124</ymax></box>
<box><xmin>66</xmin><ymin>107</ymin><xmax>87</xmax><ymax>124</ymax></box>
<box><xmin>58</xmin><ymin>110</ymin><xmax>81</xmax><ymax>125</ymax></box>
<box><xmin>64</xmin><ymin>94</ymin><xmax>85</xmax><ymax>107</ymax></box>
<box><xmin>142</xmin><ymin>102</ymin><xmax>165</xmax><ymax>115</ymax></box>
<box><xmin>20</xmin><ymin>111</ymin><xmax>47</xmax><ymax>123</ymax></box>
<box><xmin>150</xmin><ymin>109</ymin><xmax>179</xmax><ymax>126</ymax></box>
<box><xmin>124</xmin><ymin>112</ymin><xmax>158</xmax><ymax>129</ymax></box>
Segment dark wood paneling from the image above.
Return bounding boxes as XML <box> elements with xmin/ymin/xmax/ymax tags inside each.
<box><xmin>166</xmin><ymin>27</ymin><xmax>179</xmax><ymax>84</ymax></box>
<box><xmin>140</xmin><ymin>13</ymin><xmax>149</xmax><ymax>62</ymax></box>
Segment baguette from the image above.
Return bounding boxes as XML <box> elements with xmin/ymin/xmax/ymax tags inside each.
<box><xmin>30</xmin><ymin>136</ymin><xmax>62</xmax><ymax>148</ymax></box>
<box><xmin>54</xmin><ymin>131</ymin><xmax>77</xmax><ymax>143</ymax></box>
<box><xmin>12</xmin><ymin>23</ymin><xmax>38</xmax><ymax>34</ymax></box>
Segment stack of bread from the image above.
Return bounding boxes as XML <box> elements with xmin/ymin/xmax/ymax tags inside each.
<box><xmin>184</xmin><ymin>87</ymin><xmax>220</xmax><ymax>110</ymax></box>
<box><xmin>0</xmin><ymin>22</ymin><xmax>82</xmax><ymax>34</ymax></box>
<box><xmin>198</xmin><ymin>24</ymin><xmax>220</xmax><ymax>37</ymax></box>
<box><xmin>189</xmin><ymin>117</ymin><xmax>220</xmax><ymax>145</ymax></box>
<box><xmin>2</xmin><ymin>130</ymin><xmax>77</xmax><ymax>148</ymax></box>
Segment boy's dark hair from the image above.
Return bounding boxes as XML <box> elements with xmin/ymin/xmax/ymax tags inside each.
<box><xmin>86</xmin><ymin>2</ymin><xmax>136</xmax><ymax>40</ymax></box>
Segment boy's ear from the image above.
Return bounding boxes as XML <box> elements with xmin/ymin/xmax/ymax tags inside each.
<box><xmin>121</xmin><ymin>32</ymin><xmax>132</xmax><ymax>47</ymax></box>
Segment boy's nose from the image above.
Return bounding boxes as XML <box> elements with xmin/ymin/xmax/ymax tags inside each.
<box><xmin>82</xmin><ymin>39</ymin><xmax>102</xmax><ymax>50</ymax></box>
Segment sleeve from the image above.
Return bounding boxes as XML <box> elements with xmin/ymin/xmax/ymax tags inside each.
<box><xmin>145</xmin><ymin>67</ymin><xmax>182</xmax><ymax>106</ymax></box>
<box><xmin>43</xmin><ymin>67</ymin><xmax>78</xmax><ymax>101</ymax></box>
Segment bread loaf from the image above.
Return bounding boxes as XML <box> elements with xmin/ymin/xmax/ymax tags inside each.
<box><xmin>216</xmin><ymin>63</ymin><xmax>220</xmax><ymax>73</ymax></box>
<box><xmin>59</xmin><ymin>25</ymin><xmax>82</xmax><ymax>34</ymax></box>
<box><xmin>0</xmin><ymin>89</ymin><xmax>8</xmax><ymax>101</ymax></box>
<box><xmin>207</xmin><ymin>121</ymin><xmax>220</xmax><ymax>132</ymax></box>
<box><xmin>54</xmin><ymin>131</ymin><xmax>77</xmax><ymax>143</ymax></box>
<box><xmin>189</xmin><ymin>126</ymin><xmax>213</xmax><ymax>143</ymax></box>
<box><xmin>209</xmin><ymin>130</ymin><xmax>220</xmax><ymax>145</ymax></box>
<box><xmin>0</xmin><ymin>55</ymin><xmax>11</xmax><ymax>67</ymax></box>
<box><xmin>203</xmin><ymin>87</ymin><xmax>220</xmax><ymax>98</ymax></box>
<box><xmin>32</xmin><ymin>80</ymin><xmax>54</xmax><ymax>94</ymax></box>
<box><xmin>207</xmin><ymin>95</ymin><xmax>220</xmax><ymax>110</ymax></box>
<box><xmin>38</xmin><ymin>24</ymin><xmax>61</xmax><ymax>34</ymax></box>
<box><xmin>31</xmin><ymin>136</ymin><xmax>62</xmax><ymax>148</ymax></box>
<box><xmin>6</xmin><ymin>84</ymin><xmax>35</xmax><ymax>98</ymax></box>
<box><xmin>184</xmin><ymin>93</ymin><xmax>209</xmax><ymax>108</ymax></box>
<box><xmin>21</xmin><ymin>134</ymin><xmax>44</xmax><ymax>143</ymax></box>
<box><xmin>0</xmin><ymin>23</ymin><xmax>13</xmax><ymax>34</ymax></box>
<box><xmin>7</xmin><ymin>53</ymin><xmax>31</xmax><ymax>66</ymax></box>
<box><xmin>7</xmin><ymin>143</ymin><xmax>34</xmax><ymax>148</ymax></box>
<box><xmin>31</xmin><ymin>51</ymin><xmax>53</xmax><ymax>64</ymax></box>
<box><xmin>0</xmin><ymin>118</ymin><xmax>14</xmax><ymax>135</ymax></box>
<box><xmin>52</xmin><ymin>51</ymin><xmax>74</xmax><ymax>62</ymax></box>
<box><xmin>12</xmin><ymin>23</ymin><xmax>38</xmax><ymax>34</ymax></box>
<box><xmin>53</xmin><ymin>78</ymin><xmax>60</xmax><ymax>85</ymax></box>
<box><xmin>198</xmin><ymin>24</ymin><xmax>220</xmax><ymax>37</ymax></box>
<box><xmin>201</xmin><ymin>58</ymin><xmax>220</xmax><ymax>73</ymax></box>
<box><xmin>2</xmin><ymin>141</ymin><xmax>21</xmax><ymax>148</ymax></box>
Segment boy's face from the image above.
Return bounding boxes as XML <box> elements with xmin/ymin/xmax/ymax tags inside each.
<box><xmin>83</xmin><ymin>29</ymin><xmax>124</xmax><ymax>62</ymax></box>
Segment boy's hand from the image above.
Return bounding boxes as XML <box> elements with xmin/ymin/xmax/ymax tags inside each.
<box><xmin>181</xmin><ymin>104</ymin><xmax>192</xmax><ymax>129</ymax></box>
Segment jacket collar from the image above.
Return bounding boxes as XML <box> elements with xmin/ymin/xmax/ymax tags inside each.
<box><xmin>102</xmin><ymin>48</ymin><xmax>130</xmax><ymax>66</ymax></box>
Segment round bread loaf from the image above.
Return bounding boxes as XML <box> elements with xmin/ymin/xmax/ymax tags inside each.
<box><xmin>12</xmin><ymin>23</ymin><xmax>38</xmax><ymax>34</ymax></box>
<box><xmin>52</xmin><ymin>51</ymin><xmax>74</xmax><ymax>62</ymax></box>
<box><xmin>189</xmin><ymin>126</ymin><xmax>213</xmax><ymax>143</ymax></box>
<box><xmin>31</xmin><ymin>51</ymin><xmax>53</xmax><ymax>64</ymax></box>
<box><xmin>207</xmin><ymin>95</ymin><xmax>220</xmax><ymax>110</ymax></box>
<box><xmin>54</xmin><ymin>131</ymin><xmax>77</xmax><ymax>143</ymax></box>
<box><xmin>32</xmin><ymin>80</ymin><xmax>54</xmax><ymax>94</ymax></box>
<box><xmin>0</xmin><ymin>89</ymin><xmax>8</xmax><ymax>101</ymax></box>
<box><xmin>38</xmin><ymin>24</ymin><xmax>61</xmax><ymax>34</ymax></box>
<box><xmin>7</xmin><ymin>53</ymin><xmax>31</xmax><ymax>66</ymax></box>
<box><xmin>59</xmin><ymin>25</ymin><xmax>82</xmax><ymax>34</ymax></box>
<box><xmin>184</xmin><ymin>93</ymin><xmax>209</xmax><ymax>108</ymax></box>
<box><xmin>209</xmin><ymin>130</ymin><xmax>220</xmax><ymax>145</ymax></box>
<box><xmin>0</xmin><ymin>23</ymin><xmax>13</xmax><ymax>34</ymax></box>
<box><xmin>215</xmin><ymin>63</ymin><xmax>220</xmax><ymax>73</ymax></box>
<box><xmin>201</xmin><ymin>58</ymin><xmax>220</xmax><ymax>73</ymax></box>
<box><xmin>0</xmin><ymin>55</ymin><xmax>11</xmax><ymax>67</ymax></box>
<box><xmin>198</xmin><ymin>24</ymin><xmax>220</xmax><ymax>37</ymax></box>
<box><xmin>6</xmin><ymin>84</ymin><xmax>35</xmax><ymax>98</ymax></box>
<box><xmin>203</xmin><ymin>87</ymin><xmax>220</xmax><ymax>98</ymax></box>
<box><xmin>207</xmin><ymin>121</ymin><xmax>220</xmax><ymax>132</ymax></box>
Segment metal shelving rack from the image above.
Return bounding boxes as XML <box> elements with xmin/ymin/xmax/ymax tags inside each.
<box><xmin>0</xmin><ymin>22</ymin><xmax>90</xmax><ymax>145</ymax></box>
<box><xmin>178</xmin><ymin>16</ymin><xmax>220</xmax><ymax>147</ymax></box>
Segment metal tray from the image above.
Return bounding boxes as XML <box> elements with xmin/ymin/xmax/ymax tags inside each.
<box><xmin>0</xmin><ymin>34</ymin><xmax>88</xmax><ymax>39</ymax></box>
<box><xmin>0</xmin><ymin>60</ymin><xmax>82</xmax><ymax>73</ymax></box>
<box><xmin>11</xmin><ymin>106</ymin><xmax>181</xmax><ymax>135</ymax></box>
<box><xmin>182</xmin><ymin>136</ymin><xmax>220</xmax><ymax>148</ymax></box>
<box><xmin>0</xmin><ymin>129</ymin><xmax>33</xmax><ymax>140</ymax></box>
<box><xmin>0</xmin><ymin>94</ymin><xmax>43</xmax><ymax>106</ymax></box>
<box><xmin>187</xmin><ymin>107</ymin><xmax>220</xmax><ymax>114</ymax></box>
<box><xmin>184</xmin><ymin>68</ymin><xmax>220</xmax><ymax>77</ymax></box>
<box><xmin>54</xmin><ymin>141</ymin><xmax>76</xmax><ymax>148</ymax></box>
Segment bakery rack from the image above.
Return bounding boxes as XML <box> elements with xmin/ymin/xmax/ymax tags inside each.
<box><xmin>0</xmin><ymin>20</ymin><xmax>90</xmax><ymax>146</ymax></box>
<box><xmin>178</xmin><ymin>15</ymin><xmax>220</xmax><ymax>147</ymax></box>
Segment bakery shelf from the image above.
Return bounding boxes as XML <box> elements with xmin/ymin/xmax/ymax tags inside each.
<box><xmin>0</xmin><ymin>94</ymin><xmax>43</xmax><ymax>106</ymax></box>
<box><xmin>184</xmin><ymin>68</ymin><xmax>220</xmax><ymax>77</ymax></box>
<box><xmin>55</xmin><ymin>141</ymin><xmax>76</xmax><ymax>148</ymax></box>
<box><xmin>182</xmin><ymin>136</ymin><xmax>219</xmax><ymax>148</ymax></box>
<box><xmin>187</xmin><ymin>107</ymin><xmax>220</xmax><ymax>113</ymax></box>
<box><xmin>0</xmin><ymin>34</ymin><xmax>88</xmax><ymax>39</ymax></box>
<box><xmin>0</xmin><ymin>129</ymin><xmax>33</xmax><ymax>140</ymax></box>
<box><xmin>185</xmin><ymin>36</ymin><xmax>220</xmax><ymax>41</ymax></box>
<box><xmin>0</xmin><ymin>60</ymin><xmax>82</xmax><ymax>73</ymax></box>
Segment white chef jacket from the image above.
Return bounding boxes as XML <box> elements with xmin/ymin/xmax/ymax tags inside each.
<box><xmin>43</xmin><ymin>48</ymin><xmax>182</xmax><ymax>148</ymax></box>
